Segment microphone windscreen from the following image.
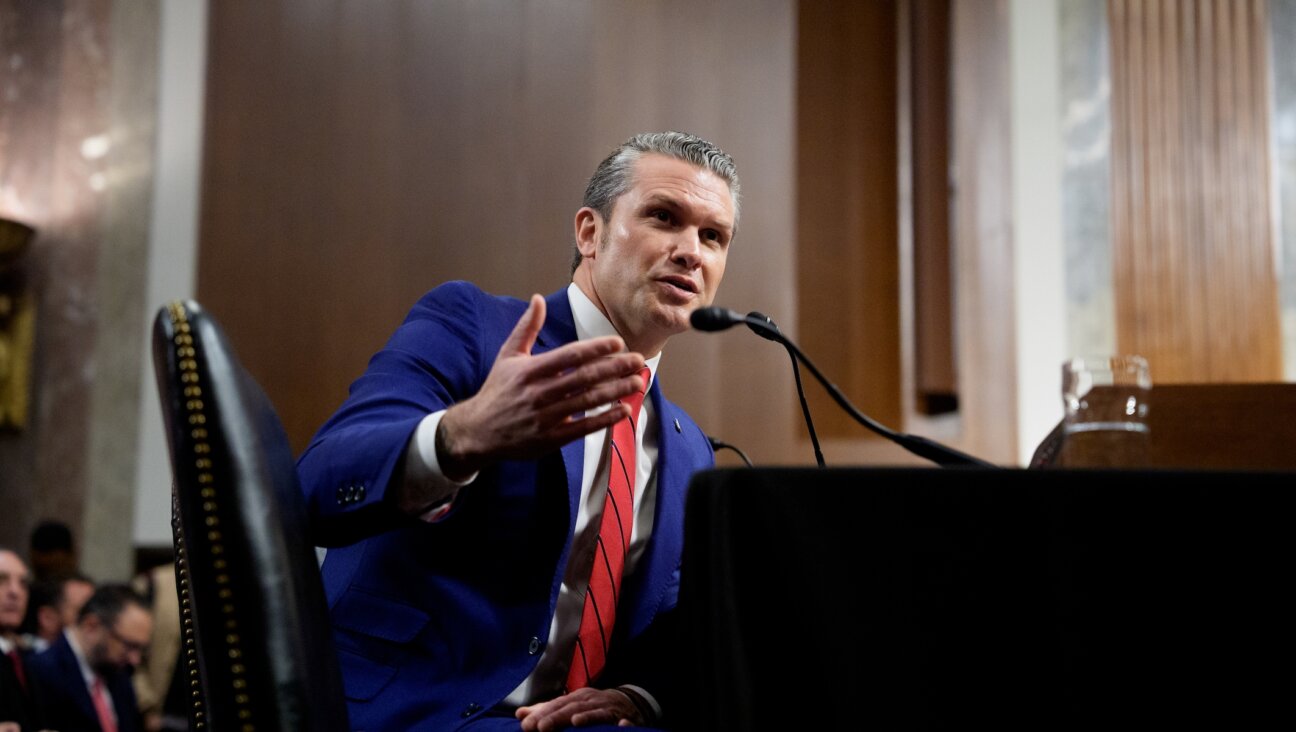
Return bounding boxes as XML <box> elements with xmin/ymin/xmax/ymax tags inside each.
<box><xmin>690</xmin><ymin>307</ymin><xmax>743</xmax><ymax>332</ymax></box>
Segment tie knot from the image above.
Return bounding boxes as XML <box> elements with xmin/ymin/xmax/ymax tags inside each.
<box><xmin>621</xmin><ymin>367</ymin><xmax>651</xmax><ymax>418</ymax></box>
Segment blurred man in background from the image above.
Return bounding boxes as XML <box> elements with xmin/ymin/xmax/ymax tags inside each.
<box><xmin>0</xmin><ymin>548</ymin><xmax>45</xmax><ymax>732</ymax></box>
<box><xmin>29</xmin><ymin>584</ymin><xmax>151</xmax><ymax>732</ymax></box>
<box><xmin>27</xmin><ymin>522</ymin><xmax>77</xmax><ymax>584</ymax></box>
<box><xmin>24</xmin><ymin>573</ymin><xmax>95</xmax><ymax>653</ymax></box>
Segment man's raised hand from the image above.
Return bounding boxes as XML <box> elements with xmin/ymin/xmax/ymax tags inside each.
<box><xmin>436</xmin><ymin>294</ymin><xmax>646</xmax><ymax>481</ymax></box>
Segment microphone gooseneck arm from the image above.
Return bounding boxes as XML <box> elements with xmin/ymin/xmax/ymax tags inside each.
<box><xmin>747</xmin><ymin>311</ymin><xmax>825</xmax><ymax>468</ymax></box>
<box><xmin>690</xmin><ymin>306</ymin><xmax>996</xmax><ymax>469</ymax></box>
<box><xmin>741</xmin><ymin>314</ymin><xmax>994</xmax><ymax>468</ymax></box>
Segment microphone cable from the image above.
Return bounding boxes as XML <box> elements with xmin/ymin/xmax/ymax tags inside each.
<box><xmin>707</xmin><ymin>436</ymin><xmax>754</xmax><ymax>467</ymax></box>
<box><xmin>746</xmin><ymin>312</ymin><xmax>825</xmax><ymax>467</ymax></box>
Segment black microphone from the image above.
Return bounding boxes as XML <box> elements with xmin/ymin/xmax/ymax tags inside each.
<box><xmin>689</xmin><ymin>307</ymin><xmax>745</xmax><ymax>332</ymax></box>
<box><xmin>691</xmin><ymin>306</ymin><xmax>996</xmax><ymax>469</ymax></box>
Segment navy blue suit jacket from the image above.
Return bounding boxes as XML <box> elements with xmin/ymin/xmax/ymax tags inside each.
<box><xmin>297</xmin><ymin>282</ymin><xmax>714</xmax><ymax>730</ymax></box>
<box><xmin>27</xmin><ymin>633</ymin><xmax>142</xmax><ymax>732</ymax></box>
<box><xmin>0</xmin><ymin>645</ymin><xmax>46</xmax><ymax>730</ymax></box>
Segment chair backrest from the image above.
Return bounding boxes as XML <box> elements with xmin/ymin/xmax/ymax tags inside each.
<box><xmin>152</xmin><ymin>300</ymin><xmax>348</xmax><ymax>732</ymax></box>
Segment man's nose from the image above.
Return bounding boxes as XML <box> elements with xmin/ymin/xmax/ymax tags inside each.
<box><xmin>671</xmin><ymin>231</ymin><xmax>702</xmax><ymax>267</ymax></box>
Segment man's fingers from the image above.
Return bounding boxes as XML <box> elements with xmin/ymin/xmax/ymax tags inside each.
<box><xmin>518</xmin><ymin>690</ymin><xmax>622</xmax><ymax>732</ymax></box>
<box><xmin>543</xmin><ymin>403</ymin><xmax>631</xmax><ymax>446</ymax></box>
<box><xmin>499</xmin><ymin>294</ymin><xmax>547</xmax><ymax>357</ymax></box>
<box><xmin>527</xmin><ymin>334</ymin><xmax>628</xmax><ymax>372</ymax></box>
<box><xmin>536</xmin><ymin>353</ymin><xmax>645</xmax><ymax>405</ymax></box>
<box><xmin>544</xmin><ymin>371</ymin><xmax>646</xmax><ymax>419</ymax></box>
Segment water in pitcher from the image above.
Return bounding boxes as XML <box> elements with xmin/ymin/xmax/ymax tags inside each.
<box><xmin>1057</xmin><ymin>421</ymin><xmax>1149</xmax><ymax>467</ymax></box>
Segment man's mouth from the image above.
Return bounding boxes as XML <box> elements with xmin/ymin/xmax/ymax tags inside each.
<box><xmin>657</xmin><ymin>275</ymin><xmax>699</xmax><ymax>296</ymax></box>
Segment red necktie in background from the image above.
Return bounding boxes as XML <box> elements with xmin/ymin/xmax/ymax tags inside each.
<box><xmin>6</xmin><ymin>649</ymin><xmax>26</xmax><ymax>692</ymax></box>
<box><xmin>91</xmin><ymin>676</ymin><xmax>118</xmax><ymax>732</ymax></box>
<box><xmin>566</xmin><ymin>367</ymin><xmax>650</xmax><ymax>690</ymax></box>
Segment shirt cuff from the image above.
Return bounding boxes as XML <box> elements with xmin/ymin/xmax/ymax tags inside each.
<box><xmin>614</xmin><ymin>685</ymin><xmax>662</xmax><ymax>724</ymax></box>
<box><xmin>403</xmin><ymin>410</ymin><xmax>477</xmax><ymax>522</ymax></box>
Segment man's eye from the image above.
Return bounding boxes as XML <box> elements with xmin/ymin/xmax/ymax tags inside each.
<box><xmin>651</xmin><ymin>210</ymin><xmax>671</xmax><ymax>222</ymax></box>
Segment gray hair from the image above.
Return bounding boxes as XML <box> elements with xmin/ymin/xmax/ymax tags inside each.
<box><xmin>571</xmin><ymin>131</ymin><xmax>741</xmax><ymax>274</ymax></box>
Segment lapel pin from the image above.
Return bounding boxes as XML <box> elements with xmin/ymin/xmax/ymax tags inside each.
<box><xmin>674</xmin><ymin>418</ymin><xmax>681</xmax><ymax>433</ymax></box>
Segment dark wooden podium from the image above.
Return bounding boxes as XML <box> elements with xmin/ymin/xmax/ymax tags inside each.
<box><xmin>677</xmin><ymin>467</ymin><xmax>1293</xmax><ymax>730</ymax></box>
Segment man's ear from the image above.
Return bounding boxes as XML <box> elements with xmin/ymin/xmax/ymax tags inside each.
<box><xmin>36</xmin><ymin>605</ymin><xmax>60</xmax><ymax>635</ymax></box>
<box><xmin>574</xmin><ymin>207</ymin><xmax>601</xmax><ymax>258</ymax></box>
<box><xmin>79</xmin><ymin>612</ymin><xmax>102</xmax><ymax>633</ymax></box>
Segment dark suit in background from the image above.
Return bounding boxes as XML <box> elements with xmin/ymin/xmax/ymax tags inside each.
<box><xmin>28</xmin><ymin>632</ymin><xmax>143</xmax><ymax>732</ymax></box>
<box><xmin>1</xmin><ymin>645</ymin><xmax>47</xmax><ymax>730</ymax></box>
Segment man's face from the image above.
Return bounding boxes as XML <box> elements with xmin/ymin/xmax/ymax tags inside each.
<box><xmin>59</xmin><ymin>579</ymin><xmax>94</xmax><ymax>628</ymax></box>
<box><xmin>0</xmin><ymin>551</ymin><xmax>29</xmax><ymax>634</ymax></box>
<box><xmin>573</xmin><ymin>153</ymin><xmax>735</xmax><ymax>356</ymax></box>
<box><xmin>85</xmin><ymin>604</ymin><xmax>152</xmax><ymax>673</ymax></box>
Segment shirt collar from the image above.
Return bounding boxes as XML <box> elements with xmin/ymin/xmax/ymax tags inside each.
<box><xmin>64</xmin><ymin>627</ymin><xmax>98</xmax><ymax>686</ymax></box>
<box><xmin>567</xmin><ymin>283</ymin><xmax>660</xmax><ymax>390</ymax></box>
<box><xmin>0</xmin><ymin>635</ymin><xmax>13</xmax><ymax>654</ymax></box>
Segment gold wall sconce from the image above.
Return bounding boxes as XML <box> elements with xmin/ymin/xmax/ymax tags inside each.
<box><xmin>0</xmin><ymin>217</ymin><xmax>36</xmax><ymax>430</ymax></box>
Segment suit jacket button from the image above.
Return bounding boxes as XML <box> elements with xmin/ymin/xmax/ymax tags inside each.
<box><xmin>528</xmin><ymin>636</ymin><xmax>541</xmax><ymax>655</ymax></box>
<box><xmin>462</xmin><ymin>702</ymin><xmax>482</xmax><ymax>717</ymax></box>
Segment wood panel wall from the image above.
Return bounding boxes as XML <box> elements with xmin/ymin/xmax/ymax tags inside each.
<box><xmin>907</xmin><ymin>0</ymin><xmax>957</xmax><ymax>414</ymax></box>
<box><xmin>796</xmin><ymin>0</ymin><xmax>903</xmax><ymax>439</ymax></box>
<box><xmin>1109</xmin><ymin>0</ymin><xmax>1282</xmax><ymax>382</ymax></box>
<box><xmin>198</xmin><ymin>1</ymin><xmax>800</xmax><ymax>463</ymax></box>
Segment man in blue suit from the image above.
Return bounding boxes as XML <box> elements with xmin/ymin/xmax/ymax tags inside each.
<box><xmin>28</xmin><ymin>584</ymin><xmax>151</xmax><ymax>732</ymax></box>
<box><xmin>297</xmin><ymin>131</ymin><xmax>739</xmax><ymax>731</ymax></box>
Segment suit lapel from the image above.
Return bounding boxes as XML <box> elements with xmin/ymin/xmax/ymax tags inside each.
<box><xmin>109</xmin><ymin>670</ymin><xmax>136</xmax><ymax>732</ymax></box>
<box><xmin>620</xmin><ymin>380</ymin><xmax>694</xmax><ymax>636</ymax></box>
<box><xmin>536</xmin><ymin>288</ymin><xmax>576</xmax><ymax>352</ymax></box>
<box><xmin>55</xmin><ymin>635</ymin><xmax>101</xmax><ymax>729</ymax></box>
<box><xmin>536</xmin><ymin>289</ymin><xmax>586</xmax><ymax>531</ymax></box>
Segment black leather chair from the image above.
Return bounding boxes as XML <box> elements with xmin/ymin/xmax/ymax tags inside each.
<box><xmin>152</xmin><ymin>300</ymin><xmax>349</xmax><ymax>731</ymax></box>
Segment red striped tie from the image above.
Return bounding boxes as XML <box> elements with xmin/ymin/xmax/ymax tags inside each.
<box><xmin>567</xmin><ymin>366</ymin><xmax>650</xmax><ymax>690</ymax></box>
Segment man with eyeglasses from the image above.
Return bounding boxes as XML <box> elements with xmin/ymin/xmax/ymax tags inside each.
<box><xmin>29</xmin><ymin>584</ymin><xmax>151</xmax><ymax>732</ymax></box>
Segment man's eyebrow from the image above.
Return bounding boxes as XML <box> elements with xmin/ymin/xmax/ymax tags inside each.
<box><xmin>640</xmin><ymin>194</ymin><xmax>683</xmax><ymax>209</ymax></box>
<box><xmin>640</xmin><ymin>194</ymin><xmax>734</xmax><ymax>230</ymax></box>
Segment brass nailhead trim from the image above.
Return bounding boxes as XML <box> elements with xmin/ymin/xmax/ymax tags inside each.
<box><xmin>167</xmin><ymin>301</ymin><xmax>256</xmax><ymax>731</ymax></box>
